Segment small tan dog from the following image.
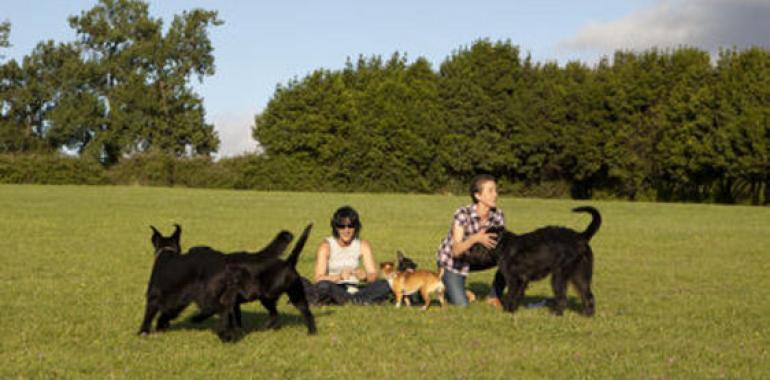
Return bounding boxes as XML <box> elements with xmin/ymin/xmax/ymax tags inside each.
<box><xmin>380</xmin><ymin>262</ymin><xmax>446</xmax><ymax>310</ymax></box>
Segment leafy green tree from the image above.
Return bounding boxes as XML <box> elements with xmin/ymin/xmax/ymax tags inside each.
<box><xmin>0</xmin><ymin>41</ymin><xmax>83</xmax><ymax>153</ymax></box>
<box><xmin>66</xmin><ymin>0</ymin><xmax>220</xmax><ymax>164</ymax></box>
<box><xmin>714</xmin><ymin>48</ymin><xmax>770</xmax><ymax>204</ymax></box>
<box><xmin>255</xmin><ymin>53</ymin><xmax>445</xmax><ymax>191</ymax></box>
<box><xmin>599</xmin><ymin>50</ymin><xmax>669</xmax><ymax>200</ymax></box>
<box><xmin>437</xmin><ymin>39</ymin><xmax>524</xmax><ymax>182</ymax></box>
<box><xmin>654</xmin><ymin>48</ymin><xmax>721</xmax><ymax>201</ymax></box>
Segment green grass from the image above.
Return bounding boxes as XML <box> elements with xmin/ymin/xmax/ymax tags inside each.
<box><xmin>1</xmin><ymin>184</ymin><xmax>768</xmax><ymax>379</ymax></box>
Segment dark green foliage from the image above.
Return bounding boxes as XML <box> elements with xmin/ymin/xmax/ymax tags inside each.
<box><xmin>255</xmin><ymin>53</ymin><xmax>446</xmax><ymax>192</ymax></box>
<box><xmin>253</xmin><ymin>40</ymin><xmax>770</xmax><ymax>204</ymax></box>
<box><xmin>0</xmin><ymin>154</ymin><xmax>107</xmax><ymax>184</ymax></box>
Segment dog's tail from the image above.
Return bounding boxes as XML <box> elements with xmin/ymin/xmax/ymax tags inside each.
<box><xmin>572</xmin><ymin>206</ymin><xmax>601</xmax><ymax>240</ymax></box>
<box><xmin>286</xmin><ymin>223</ymin><xmax>313</xmax><ymax>268</ymax></box>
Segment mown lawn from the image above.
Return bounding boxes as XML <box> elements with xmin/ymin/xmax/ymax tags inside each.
<box><xmin>1</xmin><ymin>184</ymin><xmax>768</xmax><ymax>379</ymax></box>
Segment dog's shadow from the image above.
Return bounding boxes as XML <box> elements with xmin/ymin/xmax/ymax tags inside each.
<box><xmin>167</xmin><ymin>308</ymin><xmax>334</xmax><ymax>340</ymax></box>
<box><xmin>467</xmin><ymin>281</ymin><xmax>585</xmax><ymax>313</ymax></box>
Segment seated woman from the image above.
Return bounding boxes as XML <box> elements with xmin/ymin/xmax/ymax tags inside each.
<box><xmin>311</xmin><ymin>205</ymin><xmax>391</xmax><ymax>305</ymax></box>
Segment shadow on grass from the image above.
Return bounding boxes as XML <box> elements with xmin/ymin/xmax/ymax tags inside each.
<box><xmin>165</xmin><ymin>308</ymin><xmax>335</xmax><ymax>340</ymax></box>
<box><xmin>467</xmin><ymin>281</ymin><xmax>587</xmax><ymax>314</ymax></box>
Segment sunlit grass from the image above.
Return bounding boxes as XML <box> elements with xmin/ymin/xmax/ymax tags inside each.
<box><xmin>1</xmin><ymin>184</ymin><xmax>768</xmax><ymax>378</ymax></box>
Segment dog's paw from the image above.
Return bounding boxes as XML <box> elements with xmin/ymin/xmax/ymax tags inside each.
<box><xmin>217</xmin><ymin>329</ymin><xmax>241</xmax><ymax>343</ymax></box>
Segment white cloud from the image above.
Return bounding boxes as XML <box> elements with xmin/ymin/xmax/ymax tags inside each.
<box><xmin>561</xmin><ymin>0</ymin><xmax>770</xmax><ymax>57</ymax></box>
<box><xmin>211</xmin><ymin>111</ymin><xmax>260</xmax><ymax>158</ymax></box>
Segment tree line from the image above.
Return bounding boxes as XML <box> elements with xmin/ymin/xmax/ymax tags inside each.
<box><xmin>2</xmin><ymin>1</ymin><xmax>769</xmax><ymax>204</ymax></box>
<box><xmin>254</xmin><ymin>42</ymin><xmax>770</xmax><ymax>204</ymax></box>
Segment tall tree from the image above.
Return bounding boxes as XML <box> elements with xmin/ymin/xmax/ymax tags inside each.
<box><xmin>714</xmin><ymin>48</ymin><xmax>770</xmax><ymax>204</ymax></box>
<box><xmin>66</xmin><ymin>0</ymin><xmax>220</xmax><ymax>164</ymax></box>
<box><xmin>654</xmin><ymin>48</ymin><xmax>720</xmax><ymax>201</ymax></box>
<box><xmin>437</xmin><ymin>39</ymin><xmax>524</xmax><ymax>182</ymax></box>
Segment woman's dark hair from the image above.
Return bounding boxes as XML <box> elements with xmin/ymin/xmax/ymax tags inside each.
<box><xmin>469</xmin><ymin>174</ymin><xmax>497</xmax><ymax>203</ymax></box>
<box><xmin>330</xmin><ymin>205</ymin><xmax>362</xmax><ymax>239</ymax></box>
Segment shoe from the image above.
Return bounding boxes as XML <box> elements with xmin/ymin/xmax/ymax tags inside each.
<box><xmin>486</xmin><ymin>297</ymin><xmax>502</xmax><ymax>309</ymax></box>
<box><xmin>465</xmin><ymin>290</ymin><xmax>477</xmax><ymax>303</ymax></box>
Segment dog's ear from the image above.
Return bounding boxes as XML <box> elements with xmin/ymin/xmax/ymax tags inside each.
<box><xmin>172</xmin><ymin>224</ymin><xmax>181</xmax><ymax>242</ymax></box>
<box><xmin>150</xmin><ymin>225</ymin><xmax>162</xmax><ymax>247</ymax></box>
<box><xmin>397</xmin><ymin>250</ymin><xmax>405</xmax><ymax>261</ymax></box>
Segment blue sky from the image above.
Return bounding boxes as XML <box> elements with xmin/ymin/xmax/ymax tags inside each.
<box><xmin>2</xmin><ymin>0</ymin><xmax>769</xmax><ymax>156</ymax></box>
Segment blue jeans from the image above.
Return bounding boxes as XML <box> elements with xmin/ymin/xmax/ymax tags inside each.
<box><xmin>443</xmin><ymin>269</ymin><xmax>507</xmax><ymax>307</ymax></box>
<box><xmin>442</xmin><ymin>270</ymin><xmax>469</xmax><ymax>307</ymax></box>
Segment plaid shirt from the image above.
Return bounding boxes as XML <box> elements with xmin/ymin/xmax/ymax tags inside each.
<box><xmin>436</xmin><ymin>204</ymin><xmax>505</xmax><ymax>276</ymax></box>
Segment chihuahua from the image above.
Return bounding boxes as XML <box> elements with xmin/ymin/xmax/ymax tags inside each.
<box><xmin>395</xmin><ymin>250</ymin><xmax>476</xmax><ymax>303</ymax></box>
<box><xmin>380</xmin><ymin>261</ymin><xmax>445</xmax><ymax>310</ymax></box>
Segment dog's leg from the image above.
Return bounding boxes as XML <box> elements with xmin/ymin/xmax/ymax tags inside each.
<box><xmin>156</xmin><ymin>304</ymin><xmax>186</xmax><ymax>331</ymax></box>
<box><xmin>287</xmin><ymin>279</ymin><xmax>317</xmax><ymax>335</ymax></box>
<box><xmin>502</xmin><ymin>277</ymin><xmax>526</xmax><ymax>313</ymax></box>
<box><xmin>233</xmin><ymin>304</ymin><xmax>243</xmax><ymax>328</ymax></box>
<box><xmin>138</xmin><ymin>297</ymin><xmax>160</xmax><ymax>335</ymax></box>
<box><xmin>438</xmin><ymin>290</ymin><xmax>446</xmax><ymax>308</ymax></box>
<box><xmin>217</xmin><ymin>309</ymin><xmax>239</xmax><ymax>342</ymax></box>
<box><xmin>260</xmin><ymin>298</ymin><xmax>281</xmax><ymax>330</ymax></box>
<box><xmin>419</xmin><ymin>288</ymin><xmax>432</xmax><ymax>311</ymax></box>
<box><xmin>570</xmin><ymin>258</ymin><xmax>595</xmax><ymax>316</ymax></box>
<box><xmin>550</xmin><ymin>271</ymin><xmax>568</xmax><ymax>316</ymax></box>
<box><xmin>395</xmin><ymin>292</ymin><xmax>403</xmax><ymax>308</ymax></box>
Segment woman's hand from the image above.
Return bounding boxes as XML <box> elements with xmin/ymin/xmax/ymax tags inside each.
<box><xmin>354</xmin><ymin>268</ymin><xmax>367</xmax><ymax>281</ymax></box>
<box><xmin>340</xmin><ymin>267</ymin><xmax>354</xmax><ymax>280</ymax></box>
<box><xmin>474</xmin><ymin>230</ymin><xmax>498</xmax><ymax>249</ymax></box>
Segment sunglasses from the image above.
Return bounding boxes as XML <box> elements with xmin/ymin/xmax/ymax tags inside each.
<box><xmin>334</xmin><ymin>223</ymin><xmax>356</xmax><ymax>230</ymax></box>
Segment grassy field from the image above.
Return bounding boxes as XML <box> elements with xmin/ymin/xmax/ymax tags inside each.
<box><xmin>1</xmin><ymin>184</ymin><xmax>768</xmax><ymax>379</ymax></box>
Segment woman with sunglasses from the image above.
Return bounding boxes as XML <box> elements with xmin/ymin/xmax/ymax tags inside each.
<box><xmin>311</xmin><ymin>205</ymin><xmax>391</xmax><ymax>305</ymax></box>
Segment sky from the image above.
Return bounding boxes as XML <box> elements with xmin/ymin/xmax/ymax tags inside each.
<box><xmin>2</xmin><ymin>0</ymin><xmax>770</xmax><ymax>157</ymax></box>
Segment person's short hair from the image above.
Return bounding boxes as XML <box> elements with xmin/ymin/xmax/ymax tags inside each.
<box><xmin>330</xmin><ymin>205</ymin><xmax>362</xmax><ymax>239</ymax></box>
<box><xmin>469</xmin><ymin>174</ymin><xmax>497</xmax><ymax>203</ymax></box>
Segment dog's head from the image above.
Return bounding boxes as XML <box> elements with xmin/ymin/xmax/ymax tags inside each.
<box><xmin>380</xmin><ymin>261</ymin><xmax>397</xmax><ymax>279</ymax></box>
<box><xmin>396</xmin><ymin>250</ymin><xmax>418</xmax><ymax>272</ymax></box>
<box><xmin>150</xmin><ymin>224</ymin><xmax>181</xmax><ymax>256</ymax></box>
<box><xmin>465</xmin><ymin>226</ymin><xmax>509</xmax><ymax>270</ymax></box>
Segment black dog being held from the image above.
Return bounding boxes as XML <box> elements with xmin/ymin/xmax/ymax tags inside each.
<box><xmin>468</xmin><ymin>206</ymin><xmax>601</xmax><ymax>316</ymax></box>
<box><xmin>139</xmin><ymin>224</ymin><xmax>314</xmax><ymax>341</ymax></box>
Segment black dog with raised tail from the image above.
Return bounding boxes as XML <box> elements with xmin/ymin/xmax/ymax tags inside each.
<box><xmin>474</xmin><ymin>206</ymin><xmax>601</xmax><ymax>316</ymax></box>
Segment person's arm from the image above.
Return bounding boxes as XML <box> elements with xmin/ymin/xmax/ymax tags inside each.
<box><xmin>359</xmin><ymin>240</ymin><xmax>378</xmax><ymax>283</ymax></box>
<box><xmin>450</xmin><ymin>222</ymin><xmax>497</xmax><ymax>258</ymax></box>
<box><xmin>314</xmin><ymin>241</ymin><xmax>342</xmax><ymax>283</ymax></box>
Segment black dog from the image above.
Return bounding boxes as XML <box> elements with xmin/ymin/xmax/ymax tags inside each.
<box><xmin>473</xmin><ymin>206</ymin><xmax>601</xmax><ymax>316</ymax></box>
<box><xmin>396</xmin><ymin>250</ymin><xmax>418</xmax><ymax>272</ymax></box>
<box><xmin>217</xmin><ymin>224</ymin><xmax>316</xmax><ymax>340</ymax></box>
<box><xmin>138</xmin><ymin>225</ymin><xmax>294</xmax><ymax>340</ymax></box>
